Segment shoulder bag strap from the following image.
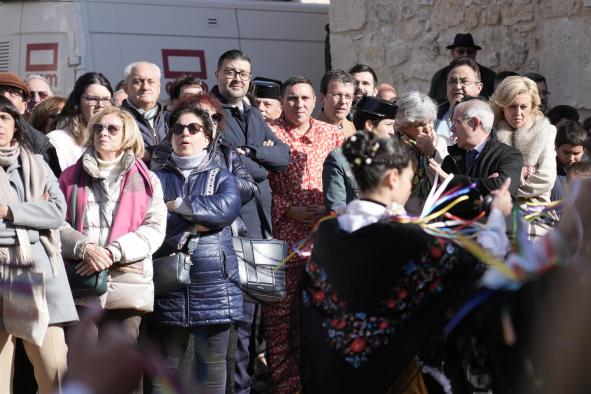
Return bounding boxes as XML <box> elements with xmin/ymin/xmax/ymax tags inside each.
<box><xmin>251</xmin><ymin>187</ymin><xmax>272</xmax><ymax>239</ymax></box>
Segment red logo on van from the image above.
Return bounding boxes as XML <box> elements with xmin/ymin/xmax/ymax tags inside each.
<box><xmin>161</xmin><ymin>49</ymin><xmax>207</xmax><ymax>79</ymax></box>
<box><xmin>26</xmin><ymin>43</ymin><xmax>59</xmax><ymax>72</ymax></box>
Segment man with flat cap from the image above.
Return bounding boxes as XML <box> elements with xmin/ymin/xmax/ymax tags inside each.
<box><xmin>322</xmin><ymin>95</ymin><xmax>397</xmax><ymax>211</ymax></box>
<box><xmin>429</xmin><ymin>33</ymin><xmax>496</xmax><ymax>106</ymax></box>
<box><xmin>250</xmin><ymin>77</ymin><xmax>283</xmax><ymax>122</ymax></box>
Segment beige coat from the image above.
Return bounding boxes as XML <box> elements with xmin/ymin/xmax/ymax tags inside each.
<box><xmin>495</xmin><ymin>117</ymin><xmax>557</xmax><ymax>203</ymax></box>
<box><xmin>60</xmin><ymin>150</ymin><xmax>167</xmax><ymax>312</ymax></box>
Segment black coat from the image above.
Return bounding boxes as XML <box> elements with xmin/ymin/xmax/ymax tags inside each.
<box><xmin>121</xmin><ymin>99</ymin><xmax>170</xmax><ymax>163</ymax></box>
<box><xmin>429</xmin><ymin>61</ymin><xmax>496</xmax><ymax>106</ymax></box>
<box><xmin>211</xmin><ymin>86</ymin><xmax>290</xmax><ymax>238</ymax></box>
<box><xmin>441</xmin><ymin>136</ymin><xmax>523</xmax><ymax>197</ymax></box>
<box><xmin>23</xmin><ymin>120</ymin><xmax>61</xmax><ymax>177</ymax></box>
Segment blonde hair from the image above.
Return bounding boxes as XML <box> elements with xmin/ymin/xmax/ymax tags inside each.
<box><xmin>86</xmin><ymin>107</ymin><xmax>145</xmax><ymax>158</ymax></box>
<box><xmin>490</xmin><ymin>76</ymin><xmax>543</xmax><ymax>125</ymax></box>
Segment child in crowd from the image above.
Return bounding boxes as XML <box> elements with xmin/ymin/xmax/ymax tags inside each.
<box><xmin>551</xmin><ymin>120</ymin><xmax>587</xmax><ymax>201</ymax></box>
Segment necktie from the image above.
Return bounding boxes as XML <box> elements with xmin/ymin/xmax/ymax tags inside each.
<box><xmin>466</xmin><ymin>149</ymin><xmax>478</xmax><ymax>170</ymax></box>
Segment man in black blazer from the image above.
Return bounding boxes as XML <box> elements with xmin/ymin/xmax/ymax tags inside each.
<box><xmin>434</xmin><ymin>97</ymin><xmax>523</xmax><ymax>196</ymax></box>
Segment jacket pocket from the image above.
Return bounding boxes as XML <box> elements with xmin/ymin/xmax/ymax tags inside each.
<box><xmin>221</xmin><ymin>249</ymin><xmax>229</xmax><ymax>279</ymax></box>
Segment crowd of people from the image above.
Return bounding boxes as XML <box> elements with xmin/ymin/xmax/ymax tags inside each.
<box><xmin>0</xmin><ymin>32</ymin><xmax>590</xmax><ymax>394</ymax></box>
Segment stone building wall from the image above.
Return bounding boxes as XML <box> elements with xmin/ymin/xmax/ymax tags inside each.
<box><xmin>329</xmin><ymin>0</ymin><xmax>591</xmax><ymax>116</ymax></box>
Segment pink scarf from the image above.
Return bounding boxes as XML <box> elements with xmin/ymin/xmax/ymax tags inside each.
<box><xmin>59</xmin><ymin>153</ymin><xmax>153</xmax><ymax>270</ymax></box>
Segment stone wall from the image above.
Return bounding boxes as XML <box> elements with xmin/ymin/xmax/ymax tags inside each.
<box><xmin>330</xmin><ymin>0</ymin><xmax>591</xmax><ymax>117</ymax></box>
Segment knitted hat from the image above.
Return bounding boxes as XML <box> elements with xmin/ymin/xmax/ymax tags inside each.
<box><xmin>0</xmin><ymin>72</ymin><xmax>29</xmax><ymax>98</ymax></box>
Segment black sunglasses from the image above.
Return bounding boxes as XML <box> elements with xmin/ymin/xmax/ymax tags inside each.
<box><xmin>210</xmin><ymin>113</ymin><xmax>222</xmax><ymax>124</ymax></box>
<box><xmin>92</xmin><ymin>123</ymin><xmax>122</xmax><ymax>136</ymax></box>
<box><xmin>171</xmin><ymin>122</ymin><xmax>204</xmax><ymax>136</ymax></box>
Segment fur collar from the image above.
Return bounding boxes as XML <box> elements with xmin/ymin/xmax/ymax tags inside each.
<box><xmin>495</xmin><ymin>117</ymin><xmax>556</xmax><ymax>166</ymax></box>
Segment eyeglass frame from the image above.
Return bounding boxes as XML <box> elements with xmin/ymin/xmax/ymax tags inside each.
<box><xmin>171</xmin><ymin>122</ymin><xmax>205</xmax><ymax>136</ymax></box>
<box><xmin>446</xmin><ymin>78</ymin><xmax>482</xmax><ymax>88</ymax></box>
<box><xmin>82</xmin><ymin>95</ymin><xmax>113</xmax><ymax>106</ymax></box>
<box><xmin>92</xmin><ymin>123</ymin><xmax>122</xmax><ymax>136</ymax></box>
<box><xmin>221</xmin><ymin>68</ymin><xmax>252</xmax><ymax>81</ymax></box>
<box><xmin>0</xmin><ymin>86</ymin><xmax>26</xmax><ymax>99</ymax></box>
<box><xmin>325</xmin><ymin>92</ymin><xmax>354</xmax><ymax>103</ymax></box>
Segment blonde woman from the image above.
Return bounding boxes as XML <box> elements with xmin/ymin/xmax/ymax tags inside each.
<box><xmin>48</xmin><ymin>72</ymin><xmax>113</xmax><ymax>172</ymax></box>
<box><xmin>490</xmin><ymin>76</ymin><xmax>557</xmax><ymax>204</ymax></box>
<box><xmin>59</xmin><ymin>106</ymin><xmax>166</xmax><ymax>344</ymax></box>
<box><xmin>491</xmin><ymin>76</ymin><xmax>557</xmax><ymax>237</ymax></box>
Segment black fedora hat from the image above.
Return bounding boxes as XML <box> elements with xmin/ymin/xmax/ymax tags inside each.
<box><xmin>354</xmin><ymin>96</ymin><xmax>397</xmax><ymax>119</ymax></box>
<box><xmin>446</xmin><ymin>33</ymin><xmax>482</xmax><ymax>50</ymax></box>
<box><xmin>250</xmin><ymin>77</ymin><xmax>282</xmax><ymax>100</ymax></box>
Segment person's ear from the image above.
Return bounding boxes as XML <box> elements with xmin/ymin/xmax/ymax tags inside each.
<box><xmin>365</xmin><ymin>119</ymin><xmax>374</xmax><ymax>133</ymax></box>
<box><xmin>384</xmin><ymin>168</ymin><xmax>400</xmax><ymax>191</ymax></box>
<box><xmin>470</xmin><ymin>116</ymin><xmax>481</xmax><ymax>130</ymax></box>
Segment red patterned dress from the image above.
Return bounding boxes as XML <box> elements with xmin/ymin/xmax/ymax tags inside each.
<box><xmin>265</xmin><ymin>116</ymin><xmax>343</xmax><ymax>393</ymax></box>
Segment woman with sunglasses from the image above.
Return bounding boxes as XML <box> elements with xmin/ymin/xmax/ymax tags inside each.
<box><xmin>147</xmin><ymin>106</ymin><xmax>243</xmax><ymax>393</ymax></box>
<box><xmin>59</xmin><ymin>107</ymin><xmax>166</xmax><ymax>354</ymax></box>
<box><xmin>48</xmin><ymin>72</ymin><xmax>113</xmax><ymax>172</ymax></box>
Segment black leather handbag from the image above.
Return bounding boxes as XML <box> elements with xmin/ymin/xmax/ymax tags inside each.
<box><xmin>152</xmin><ymin>251</ymin><xmax>192</xmax><ymax>295</ymax></box>
<box><xmin>65</xmin><ymin>262</ymin><xmax>108</xmax><ymax>298</ymax></box>
<box><xmin>233</xmin><ymin>190</ymin><xmax>288</xmax><ymax>303</ymax></box>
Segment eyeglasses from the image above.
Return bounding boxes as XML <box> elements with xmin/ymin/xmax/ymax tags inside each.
<box><xmin>83</xmin><ymin>95</ymin><xmax>113</xmax><ymax>106</ymax></box>
<box><xmin>326</xmin><ymin>92</ymin><xmax>354</xmax><ymax>103</ymax></box>
<box><xmin>29</xmin><ymin>90</ymin><xmax>51</xmax><ymax>100</ymax></box>
<box><xmin>222</xmin><ymin>68</ymin><xmax>252</xmax><ymax>81</ymax></box>
<box><xmin>210</xmin><ymin>113</ymin><xmax>222</xmax><ymax>124</ymax></box>
<box><xmin>447</xmin><ymin>78</ymin><xmax>481</xmax><ymax>87</ymax></box>
<box><xmin>92</xmin><ymin>123</ymin><xmax>122</xmax><ymax>136</ymax></box>
<box><xmin>0</xmin><ymin>86</ymin><xmax>25</xmax><ymax>99</ymax></box>
<box><xmin>449</xmin><ymin>117</ymin><xmax>472</xmax><ymax>128</ymax></box>
<box><xmin>171</xmin><ymin>122</ymin><xmax>204</xmax><ymax>136</ymax></box>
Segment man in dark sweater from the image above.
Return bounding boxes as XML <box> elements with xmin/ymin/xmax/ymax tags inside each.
<box><xmin>433</xmin><ymin>97</ymin><xmax>523</xmax><ymax>197</ymax></box>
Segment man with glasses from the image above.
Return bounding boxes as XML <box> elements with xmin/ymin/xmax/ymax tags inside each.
<box><xmin>24</xmin><ymin>74</ymin><xmax>54</xmax><ymax>119</ymax></box>
<box><xmin>429</xmin><ymin>33</ymin><xmax>496</xmax><ymax>106</ymax></box>
<box><xmin>0</xmin><ymin>72</ymin><xmax>60</xmax><ymax>176</ymax></box>
<box><xmin>435</xmin><ymin>58</ymin><xmax>484</xmax><ymax>142</ymax></box>
<box><xmin>121</xmin><ymin>61</ymin><xmax>169</xmax><ymax>165</ymax></box>
<box><xmin>211</xmin><ymin>49</ymin><xmax>290</xmax><ymax>394</ymax></box>
<box><xmin>318</xmin><ymin>70</ymin><xmax>356</xmax><ymax>138</ymax></box>
<box><xmin>432</xmin><ymin>97</ymin><xmax>522</xmax><ymax>196</ymax></box>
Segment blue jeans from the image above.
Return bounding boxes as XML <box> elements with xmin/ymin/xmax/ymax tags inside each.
<box><xmin>150</xmin><ymin>324</ymin><xmax>231</xmax><ymax>394</ymax></box>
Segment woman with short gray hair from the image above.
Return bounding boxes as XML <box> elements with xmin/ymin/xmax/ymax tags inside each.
<box><xmin>396</xmin><ymin>91</ymin><xmax>448</xmax><ymax>214</ymax></box>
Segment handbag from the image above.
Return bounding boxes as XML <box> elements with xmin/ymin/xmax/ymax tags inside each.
<box><xmin>65</xmin><ymin>262</ymin><xmax>108</xmax><ymax>297</ymax></box>
<box><xmin>152</xmin><ymin>250</ymin><xmax>192</xmax><ymax>295</ymax></box>
<box><xmin>233</xmin><ymin>189</ymin><xmax>288</xmax><ymax>303</ymax></box>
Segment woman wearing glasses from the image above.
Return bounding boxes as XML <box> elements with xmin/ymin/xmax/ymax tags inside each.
<box><xmin>59</xmin><ymin>106</ymin><xmax>166</xmax><ymax>348</ymax></box>
<box><xmin>148</xmin><ymin>106</ymin><xmax>243</xmax><ymax>393</ymax></box>
<box><xmin>48</xmin><ymin>72</ymin><xmax>113</xmax><ymax>172</ymax></box>
<box><xmin>396</xmin><ymin>91</ymin><xmax>448</xmax><ymax>215</ymax></box>
<box><xmin>491</xmin><ymin>76</ymin><xmax>557</xmax><ymax>236</ymax></box>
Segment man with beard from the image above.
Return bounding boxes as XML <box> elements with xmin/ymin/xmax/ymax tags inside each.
<box><xmin>211</xmin><ymin>49</ymin><xmax>290</xmax><ymax>394</ymax></box>
<box><xmin>348</xmin><ymin>64</ymin><xmax>378</xmax><ymax>103</ymax></box>
<box><xmin>318</xmin><ymin>70</ymin><xmax>356</xmax><ymax>138</ymax></box>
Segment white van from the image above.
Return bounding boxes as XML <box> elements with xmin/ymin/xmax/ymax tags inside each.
<box><xmin>0</xmin><ymin>0</ymin><xmax>329</xmax><ymax>99</ymax></box>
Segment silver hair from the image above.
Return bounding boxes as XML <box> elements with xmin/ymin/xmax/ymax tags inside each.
<box><xmin>123</xmin><ymin>61</ymin><xmax>162</xmax><ymax>82</ymax></box>
<box><xmin>24</xmin><ymin>74</ymin><xmax>52</xmax><ymax>90</ymax></box>
<box><xmin>395</xmin><ymin>91</ymin><xmax>437</xmax><ymax>124</ymax></box>
<box><xmin>459</xmin><ymin>99</ymin><xmax>494</xmax><ymax>133</ymax></box>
